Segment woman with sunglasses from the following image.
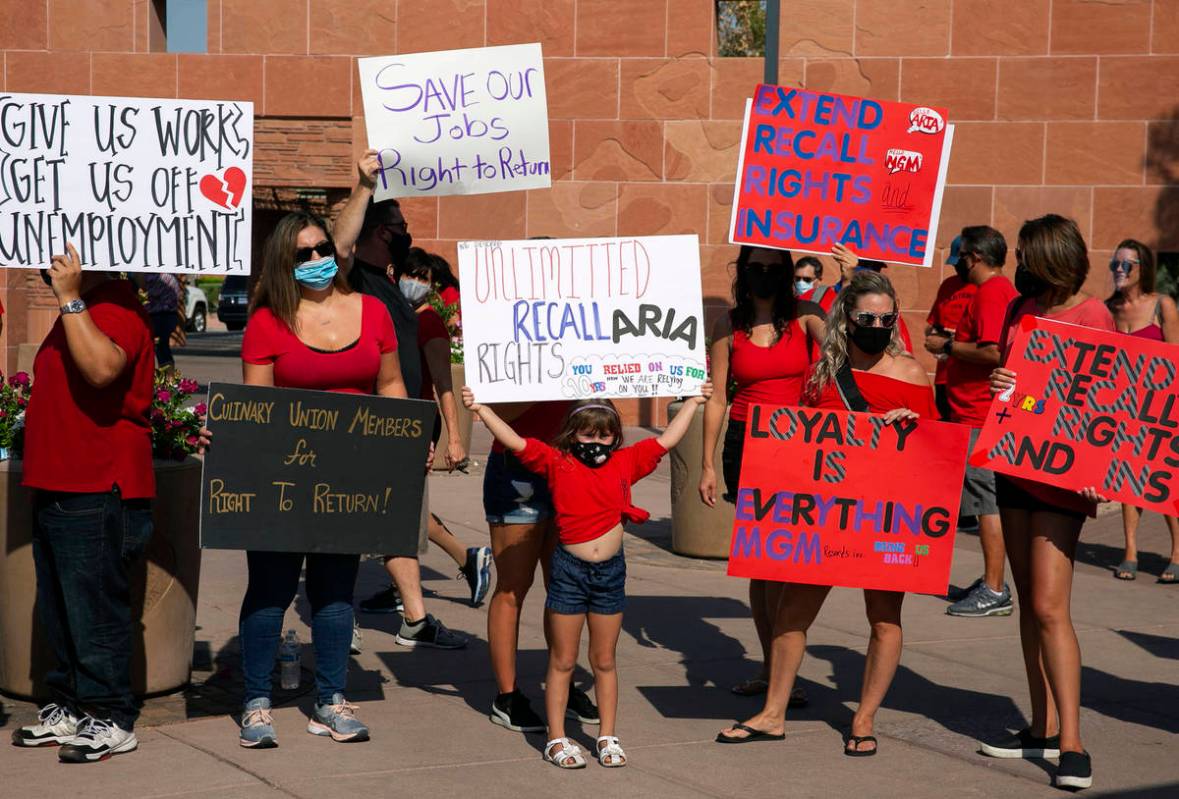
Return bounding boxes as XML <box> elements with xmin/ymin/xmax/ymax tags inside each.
<box><xmin>233</xmin><ymin>183</ymin><xmax>410</xmax><ymax>749</ymax></box>
<box><xmin>1105</xmin><ymin>239</ymin><xmax>1179</xmax><ymax>584</ymax></box>
<box><xmin>984</xmin><ymin>215</ymin><xmax>1115</xmax><ymax>790</ymax></box>
<box><xmin>699</xmin><ymin>245</ymin><xmax>831</xmax><ymax>700</ymax></box>
<box><xmin>716</xmin><ymin>271</ymin><xmax>935</xmax><ymax>752</ymax></box>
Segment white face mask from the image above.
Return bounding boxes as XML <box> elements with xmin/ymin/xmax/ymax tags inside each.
<box><xmin>794</xmin><ymin>279</ymin><xmax>815</xmax><ymax>295</ymax></box>
<box><xmin>399</xmin><ymin>277</ymin><xmax>431</xmax><ymax>305</ymax></box>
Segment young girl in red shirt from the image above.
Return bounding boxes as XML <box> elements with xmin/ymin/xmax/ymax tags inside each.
<box><xmin>463</xmin><ymin>383</ymin><xmax>712</xmax><ymax>769</ymax></box>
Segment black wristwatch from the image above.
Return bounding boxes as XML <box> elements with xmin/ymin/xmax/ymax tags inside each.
<box><xmin>942</xmin><ymin>338</ymin><xmax>953</xmax><ymax>356</ymax></box>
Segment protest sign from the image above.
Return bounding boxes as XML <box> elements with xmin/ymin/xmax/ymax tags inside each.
<box><xmin>971</xmin><ymin>316</ymin><xmax>1179</xmax><ymax>514</ymax></box>
<box><xmin>728</xmin><ymin>85</ymin><xmax>953</xmax><ymax>267</ymax></box>
<box><xmin>0</xmin><ymin>92</ymin><xmax>252</xmax><ymax>274</ymax></box>
<box><xmin>200</xmin><ymin>383</ymin><xmax>435</xmax><ymax>555</ymax></box>
<box><xmin>357</xmin><ymin>43</ymin><xmax>550</xmax><ymax>199</ymax></box>
<box><xmin>457</xmin><ymin>234</ymin><xmax>707</xmax><ymax>403</ymax></box>
<box><xmin>727</xmin><ymin>404</ymin><xmax>969</xmax><ymax>594</ymax></box>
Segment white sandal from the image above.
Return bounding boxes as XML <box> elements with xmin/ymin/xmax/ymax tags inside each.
<box><xmin>544</xmin><ymin>737</ymin><xmax>587</xmax><ymax>769</ymax></box>
<box><xmin>597</xmin><ymin>735</ymin><xmax>627</xmax><ymax>767</ymax></box>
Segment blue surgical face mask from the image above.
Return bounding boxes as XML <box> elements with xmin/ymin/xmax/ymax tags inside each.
<box><xmin>399</xmin><ymin>277</ymin><xmax>431</xmax><ymax>306</ymax></box>
<box><xmin>794</xmin><ymin>279</ymin><xmax>815</xmax><ymax>295</ymax></box>
<box><xmin>293</xmin><ymin>255</ymin><xmax>338</xmax><ymax>290</ymax></box>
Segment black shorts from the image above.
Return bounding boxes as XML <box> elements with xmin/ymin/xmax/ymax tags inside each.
<box><xmin>721</xmin><ymin>419</ymin><xmax>746</xmax><ymax>504</ymax></box>
<box><xmin>995</xmin><ymin>475</ymin><xmax>1088</xmax><ymax>522</ymax></box>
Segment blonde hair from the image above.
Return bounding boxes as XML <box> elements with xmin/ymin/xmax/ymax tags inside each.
<box><xmin>806</xmin><ymin>271</ymin><xmax>904</xmax><ymax>399</ymax></box>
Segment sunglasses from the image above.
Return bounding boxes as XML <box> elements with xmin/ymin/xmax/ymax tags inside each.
<box><xmin>295</xmin><ymin>239</ymin><xmax>336</xmax><ymax>264</ymax></box>
<box><xmin>851</xmin><ymin>311</ymin><xmax>898</xmax><ymax>328</ymax></box>
<box><xmin>1109</xmin><ymin>258</ymin><xmax>1139</xmax><ymax>273</ymax></box>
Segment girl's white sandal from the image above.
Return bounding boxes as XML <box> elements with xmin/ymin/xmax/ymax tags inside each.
<box><xmin>596</xmin><ymin>735</ymin><xmax>627</xmax><ymax>767</ymax></box>
<box><xmin>544</xmin><ymin>737</ymin><xmax>587</xmax><ymax>769</ymax></box>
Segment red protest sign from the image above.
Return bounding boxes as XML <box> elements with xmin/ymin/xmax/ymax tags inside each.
<box><xmin>728</xmin><ymin>85</ymin><xmax>953</xmax><ymax>267</ymax></box>
<box><xmin>727</xmin><ymin>404</ymin><xmax>969</xmax><ymax>594</ymax></box>
<box><xmin>970</xmin><ymin>316</ymin><xmax>1179</xmax><ymax>514</ymax></box>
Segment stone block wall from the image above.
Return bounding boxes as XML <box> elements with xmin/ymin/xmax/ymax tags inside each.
<box><xmin>2</xmin><ymin>0</ymin><xmax>1178</xmax><ymax>425</ymax></box>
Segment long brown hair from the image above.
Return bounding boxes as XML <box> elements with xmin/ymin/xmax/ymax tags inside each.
<box><xmin>1107</xmin><ymin>238</ymin><xmax>1156</xmax><ymax>308</ymax></box>
<box><xmin>805</xmin><ymin>271</ymin><xmax>904</xmax><ymax>399</ymax></box>
<box><xmin>1017</xmin><ymin>214</ymin><xmax>1088</xmax><ymax>307</ymax></box>
<box><xmin>250</xmin><ymin>211</ymin><xmax>351</xmax><ymax>332</ymax></box>
<box><xmin>553</xmin><ymin>399</ymin><xmax>624</xmax><ymax>454</ymax></box>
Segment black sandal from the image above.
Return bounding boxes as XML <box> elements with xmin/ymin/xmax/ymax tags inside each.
<box><xmin>844</xmin><ymin>735</ymin><xmax>878</xmax><ymax>757</ymax></box>
<box><xmin>716</xmin><ymin>722</ymin><xmax>786</xmax><ymax>743</ymax></box>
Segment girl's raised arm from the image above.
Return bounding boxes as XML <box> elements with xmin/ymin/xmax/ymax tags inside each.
<box><xmin>463</xmin><ymin>386</ymin><xmax>526</xmax><ymax>453</ymax></box>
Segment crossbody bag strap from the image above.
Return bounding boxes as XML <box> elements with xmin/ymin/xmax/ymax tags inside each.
<box><xmin>834</xmin><ymin>360</ymin><xmax>871</xmax><ymax>413</ymax></box>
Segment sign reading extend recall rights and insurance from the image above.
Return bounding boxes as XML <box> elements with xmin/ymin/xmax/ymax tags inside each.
<box><xmin>357</xmin><ymin>43</ymin><xmax>550</xmax><ymax>199</ymax></box>
<box><xmin>0</xmin><ymin>92</ymin><xmax>253</xmax><ymax>273</ymax></box>
<box><xmin>200</xmin><ymin>383</ymin><xmax>435</xmax><ymax>556</ymax></box>
<box><xmin>728</xmin><ymin>404</ymin><xmax>969</xmax><ymax>594</ymax></box>
<box><xmin>971</xmin><ymin>316</ymin><xmax>1179</xmax><ymax>515</ymax></box>
<box><xmin>457</xmin><ymin>234</ymin><xmax>707</xmax><ymax>403</ymax></box>
<box><xmin>729</xmin><ymin>84</ymin><xmax>953</xmax><ymax>267</ymax></box>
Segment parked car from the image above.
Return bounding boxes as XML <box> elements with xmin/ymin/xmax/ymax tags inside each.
<box><xmin>217</xmin><ymin>276</ymin><xmax>250</xmax><ymax>331</ymax></box>
<box><xmin>184</xmin><ymin>282</ymin><xmax>208</xmax><ymax>333</ymax></box>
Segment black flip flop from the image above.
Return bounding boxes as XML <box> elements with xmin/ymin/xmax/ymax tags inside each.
<box><xmin>844</xmin><ymin>735</ymin><xmax>878</xmax><ymax>757</ymax></box>
<box><xmin>716</xmin><ymin>722</ymin><xmax>786</xmax><ymax>743</ymax></box>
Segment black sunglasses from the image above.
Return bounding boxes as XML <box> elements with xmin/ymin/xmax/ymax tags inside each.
<box><xmin>851</xmin><ymin>311</ymin><xmax>899</xmax><ymax>329</ymax></box>
<box><xmin>295</xmin><ymin>239</ymin><xmax>336</xmax><ymax>264</ymax></box>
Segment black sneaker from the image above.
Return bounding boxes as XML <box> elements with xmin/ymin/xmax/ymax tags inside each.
<box><xmin>460</xmin><ymin>546</ymin><xmax>492</xmax><ymax>607</ymax></box>
<box><xmin>358</xmin><ymin>584</ymin><xmax>403</xmax><ymax>614</ymax></box>
<box><xmin>1055</xmin><ymin>750</ymin><xmax>1093</xmax><ymax>790</ymax></box>
<box><xmin>566</xmin><ymin>687</ymin><xmax>600</xmax><ymax>724</ymax></box>
<box><xmin>979</xmin><ymin>727</ymin><xmax>1061</xmax><ymax>759</ymax></box>
<box><xmin>395</xmin><ymin>614</ymin><xmax>467</xmax><ymax>649</ymax></box>
<box><xmin>490</xmin><ymin>690</ymin><xmax>545</xmax><ymax>733</ymax></box>
<box><xmin>946</xmin><ymin>575</ymin><xmax>983</xmax><ymax>602</ymax></box>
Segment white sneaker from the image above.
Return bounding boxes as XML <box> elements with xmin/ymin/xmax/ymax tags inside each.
<box><xmin>58</xmin><ymin>718</ymin><xmax>138</xmax><ymax>763</ymax></box>
<box><xmin>350</xmin><ymin>618</ymin><xmax>363</xmax><ymax>655</ymax></box>
<box><xmin>10</xmin><ymin>703</ymin><xmax>82</xmax><ymax>747</ymax></box>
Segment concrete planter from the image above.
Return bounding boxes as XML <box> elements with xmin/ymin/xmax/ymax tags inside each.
<box><xmin>668</xmin><ymin>400</ymin><xmax>736</xmax><ymax>559</ymax></box>
<box><xmin>432</xmin><ymin>362</ymin><xmax>474</xmax><ymax>470</ymax></box>
<box><xmin>0</xmin><ymin>457</ymin><xmax>203</xmax><ymax>700</ymax></box>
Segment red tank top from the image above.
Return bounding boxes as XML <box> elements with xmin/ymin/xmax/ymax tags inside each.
<box><xmin>729</xmin><ymin>324</ymin><xmax>811</xmax><ymax>422</ymax></box>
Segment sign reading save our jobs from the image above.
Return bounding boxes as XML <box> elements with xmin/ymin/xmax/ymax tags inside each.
<box><xmin>729</xmin><ymin>84</ymin><xmax>953</xmax><ymax>268</ymax></box>
<box><xmin>728</xmin><ymin>405</ymin><xmax>970</xmax><ymax>594</ymax></box>
<box><xmin>457</xmin><ymin>235</ymin><xmax>707</xmax><ymax>403</ymax></box>
<box><xmin>972</xmin><ymin>316</ymin><xmax>1179</xmax><ymax>514</ymax></box>
<box><xmin>357</xmin><ymin>43</ymin><xmax>550</xmax><ymax>199</ymax></box>
<box><xmin>200</xmin><ymin>384</ymin><xmax>435</xmax><ymax>556</ymax></box>
<box><xmin>0</xmin><ymin>92</ymin><xmax>253</xmax><ymax>273</ymax></box>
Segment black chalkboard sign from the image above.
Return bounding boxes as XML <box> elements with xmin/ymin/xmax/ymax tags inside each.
<box><xmin>200</xmin><ymin>383</ymin><xmax>436</xmax><ymax>555</ymax></box>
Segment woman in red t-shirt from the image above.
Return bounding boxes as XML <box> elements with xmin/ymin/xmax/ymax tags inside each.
<box><xmin>717</xmin><ymin>271</ymin><xmax>934</xmax><ymax>753</ymax></box>
<box><xmin>699</xmin><ymin>245</ymin><xmax>828</xmax><ymax>699</ymax></box>
<box><xmin>464</xmin><ymin>386</ymin><xmax>712</xmax><ymax>769</ymax></box>
<box><xmin>235</xmin><ymin>211</ymin><xmax>408</xmax><ymax>750</ymax></box>
<box><xmin>984</xmin><ymin>215</ymin><xmax>1113</xmax><ymax>790</ymax></box>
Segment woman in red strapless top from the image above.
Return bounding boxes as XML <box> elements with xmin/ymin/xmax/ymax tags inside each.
<box><xmin>717</xmin><ymin>271</ymin><xmax>935</xmax><ymax>753</ymax></box>
<box><xmin>699</xmin><ymin>245</ymin><xmax>829</xmax><ymax>700</ymax></box>
<box><xmin>1105</xmin><ymin>239</ymin><xmax>1179</xmax><ymax>584</ymax></box>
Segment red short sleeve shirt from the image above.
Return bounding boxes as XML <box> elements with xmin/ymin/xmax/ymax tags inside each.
<box><xmin>241</xmin><ymin>294</ymin><xmax>397</xmax><ymax>394</ymax></box>
<box><xmin>946</xmin><ymin>275</ymin><xmax>1018</xmax><ymax>427</ymax></box>
<box><xmin>23</xmin><ymin>280</ymin><xmax>156</xmax><ymax>498</ymax></box>
<box><xmin>927</xmin><ymin>275</ymin><xmax>978</xmax><ymax>385</ymax></box>
<box><xmin>515</xmin><ymin>436</ymin><xmax>667</xmax><ymax>545</ymax></box>
<box><xmin>417</xmin><ymin>307</ymin><xmax>449</xmax><ymax>401</ymax></box>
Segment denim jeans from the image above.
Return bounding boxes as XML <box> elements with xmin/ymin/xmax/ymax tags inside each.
<box><xmin>239</xmin><ymin>551</ymin><xmax>360</xmax><ymax>705</ymax></box>
<box><xmin>32</xmin><ymin>490</ymin><xmax>153</xmax><ymax>730</ymax></box>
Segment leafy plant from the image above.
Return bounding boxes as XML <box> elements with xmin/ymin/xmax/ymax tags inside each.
<box><xmin>428</xmin><ymin>293</ymin><xmax>464</xmax><ymax>365</ymax></box>
<box><xmin>150</xmin><ymin>370</ymin><xmax>207</xmax><ymax>461</ymax></box>
<box><xmin>0</xmin><ymin>372</ymin><xmax>31</xmax><ymax>454</ymax></box>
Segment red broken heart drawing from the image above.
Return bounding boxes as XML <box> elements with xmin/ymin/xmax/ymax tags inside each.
<box><xmin>199</xmin><ymin>166</ymin><xmax>247</xmax><ymax>209</ymax></box>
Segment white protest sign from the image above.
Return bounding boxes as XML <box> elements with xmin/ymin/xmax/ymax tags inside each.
<box><xmin>458</xmin><ymin>235</ymin><xmax>707</xmax><ymax>403</ymax></box>
<box><xmin>357</xmin><ymin>43</ymin><xmax>551</xmax><ymax>199</ymax></box>
<box><xmin>0</xmin><ymin>92</ymin><xmax>252</xmax><ymax>274</ymax></box>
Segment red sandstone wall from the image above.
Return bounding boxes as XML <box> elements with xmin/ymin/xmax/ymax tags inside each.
<box><xmin>2</xmin><ymin>1</ymin><xmax>1178</xmax><ymax>424</ymax></box>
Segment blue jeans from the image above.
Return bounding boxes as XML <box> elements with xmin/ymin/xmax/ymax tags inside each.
<box><xmin>482</xmin><ymin>450</ymin><xmax>554</xmax><ymax>524</ymax></box>
<box><xmin>32</xmin><ymin>490</ymin><xmax>153</xmax><ymax>730</ymax></box>
<box><xmin>546</xmin><ymin>545</ymin><xmax>627</xmax><ymax>615</ymax></box>
<box><xmin>239</xmin><ymin>551</ymin><xmax>359</xmax><ymax>705</ymax></box>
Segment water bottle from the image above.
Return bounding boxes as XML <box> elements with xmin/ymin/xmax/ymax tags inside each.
<box><xmin>279</xmin><ymin>629</ymin><xmax>300</xmax><ymax>690</ymax></box>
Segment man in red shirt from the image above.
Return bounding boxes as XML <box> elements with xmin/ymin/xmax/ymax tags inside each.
<box><xmin>926</xmin><ymin>236</ymin><xmax>978</xmax><ymax>420</ymax></box>
<box><xmin>924</xmin><ymin>226</ymin><xmax>1018</xmax><ymax>618</ymax></box>
<box><xmin>793</xmin><ymin>256</ymin><xmax>837</xmax><ymax>313</ymax></box>
<box><xmin>13</xmin><ymin>245</ymin><xmax>155</xmax><ymax>762</ymax></box>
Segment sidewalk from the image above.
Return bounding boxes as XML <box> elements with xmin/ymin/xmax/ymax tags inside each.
<box><xmin>2</xmin><ymin>425</ymin><xmax>1177</xmax><ymax>798</ymax></box>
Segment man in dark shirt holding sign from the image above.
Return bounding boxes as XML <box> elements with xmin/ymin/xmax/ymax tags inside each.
<box><xmin>924</xmin><ymin>226</ymin><xmax>1018</xmax><ymax>618</ymax></box>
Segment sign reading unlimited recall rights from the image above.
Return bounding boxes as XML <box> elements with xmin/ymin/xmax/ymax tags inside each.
<box><xmin>200</xmin><ymin>384</ymin><xmax>435</xmax><ymax>556</ymax></box>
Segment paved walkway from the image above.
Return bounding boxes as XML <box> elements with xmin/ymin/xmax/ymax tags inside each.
<box><xmin>2</xmin><ymin>347</ymin><xmax>1176</xmax><ymax>797</ymax></box>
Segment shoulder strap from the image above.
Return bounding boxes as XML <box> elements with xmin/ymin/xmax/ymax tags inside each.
<box><xmin>811</xmin><ymin>285</ymin><xmax>828</xmax><ymax>305</ymax></box>
<box><xmin>834</xmin><ymin>360</ymin><xmax>871</xmax><ymax>413</ymax></box>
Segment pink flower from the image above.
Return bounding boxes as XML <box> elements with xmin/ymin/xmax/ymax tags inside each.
<box><xmin>9</xmin><ymin>372</ymin><xmax>30</xmax><ymax>388</ymax></box>
<box><xmin>194</xmin><ymin>403</ymin><xmax>207</xmax><ymax>416</ymax></box>
<box><xmin>156</xmin><ymin>389</ymin><xmax>171</xmax><ymax>403</ymax></box>
<box><xmin>0</xmin><ymin>410</ymin><xmax>7</xmax><ymax>418</ymax></box>
<box><xmin>185</xmin><ymin>435</ymin><xmax>199</xmax><ymax>446</ymax></box>
<box><xmin>151</xmin><ymin>409</ymin><xmax>165</xmax><ymax>421</ymax></box>
<box><xmin>179</xmin><ymin>379</ymin><xmax>199</xmax><ymax>394</ymax></box>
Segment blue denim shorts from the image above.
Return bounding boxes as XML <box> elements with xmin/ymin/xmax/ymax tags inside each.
<box><xmin>483</xmin><ymin>450</ymin><xmax>554</xmax><ymax>525</ymax></box>
<box><xmin>546</xmin><ymin>544</ymin><xmax>626</xmax><ymax>615</ymax></box>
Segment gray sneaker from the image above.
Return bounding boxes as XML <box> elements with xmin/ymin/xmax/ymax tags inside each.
<box><xmin>395</xmin><ymin>613</ymin><xmax>468</xmax><ymax>649</ymax></box>
<box><xmin>947</xmin><ymin>582</ymin><xmax>1013</xmax><ymax>617</ymax></box>
<box><xmin>239</xmin><ymin>698</ymin><xmax>277</xmax><ymax>749</ymax></box>
<box><xmin>306</xmin><ymin>694</ymin><xmax>369</xmax><ymax>743</ymax></box>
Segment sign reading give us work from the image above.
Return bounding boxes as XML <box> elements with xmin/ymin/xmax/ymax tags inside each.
<box><xmin>357</xmin><ymin>43</ymin><xmax>551</xmax><ymax>199</ymax></box>
<box><xmin>729</xmin><ymin>84</ymin><xmax>953</xmax><ymax>267</ymax></box>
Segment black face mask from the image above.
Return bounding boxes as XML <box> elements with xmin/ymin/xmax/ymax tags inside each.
<box><xmin>745</xmin><ymin>269</ymin><xmax>782</xmax><ymax>300</ymax></box>
<box><xmin>1014</xmin><ymin>264</ymin><xmax>1047</xmax><ymax>298</ymax></box>
<box><xmin>571</xmin><ymin>441</ymin><xmax>613</xmax><ymax>468</ymax></box>
<box><xmin>848</xmin><ymin>322</ymin><xmax>892</xmax><ymax>355</ymax></box>
<box><xmin>953</xmin><ymin>260</ymin><xmax>970</xmax><ymax>283</ymax></box>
